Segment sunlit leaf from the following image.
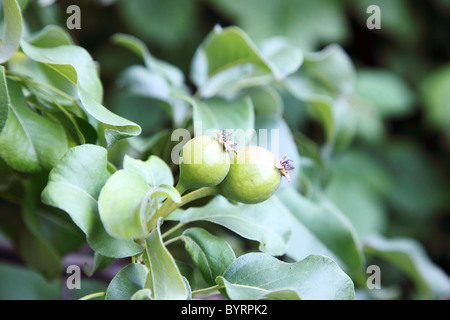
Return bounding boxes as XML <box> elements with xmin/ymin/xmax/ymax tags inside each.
<box><xmin>41</xmin><ymin>145</ymin><xmax>144</xmax><ymax>258</ymax></box>
<box><xmin>0</xmin><ymin>80</ymin><xmax>67</xmax><ymax>172</ymax></box>
<box><xmin>20</xmin><ymin>32</ymin><xmax>141</xmax><ymax>147</ymax></box>
<box><xmin>217</xmin><ymin>253</ymin><xmax>355</xmax><ymax>300</ymax></box>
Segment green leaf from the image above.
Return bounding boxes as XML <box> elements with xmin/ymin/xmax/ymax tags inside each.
<box><xmin>356</xmin><ymin>68</ymin><xmax>415</xmax><ymax>117</ymax></box>
<box><xmin>105</xmin><ymin>263</ymin><xmax>148</xmax><ymax>300</ymax></box>
<box><xmin>144</xmin><ymin>219</ymin><xmax>190</xmax><ymax>300</ymax></box>
<box><xmin>182</xmin><ymin>227</ymin><xmax>236</xmax><ymax>286</ymax></box>
<box><xmin>196</xmin><ymin>25</ymin><xmax>273</xmax><ymax>79</ymax></box>
<box><xmin>25</xmin><ymin>24</ymin><xmax>73</xmax><ymax>47</ymax></box>
<box><xmin>177</xmin><ymin>196</ymin><xmax>291</xmax><ymax>256</ymax></box>
<box><xmin>330</xmin><ymin>149</ymin><xmax>394</xmax><ymax>197</ymax></box>
<box><xmin>325</xmin><ymin>150</ymin><xmax>392</xmax><ymax>237</ymax></box>
<box><xmin>99</xmin><ymin>177</ymin><xmax>181</xmax><ymax>240</ymax></box>
<box><xmin>284</xmin><ymin>77</ymin><xmax>336</xmax><ymax>141</ymax></box>
<box><xmin>176</xmin><ymin>260</ymin><xmax>196</xmax><ymax>290</ymax></box>
<box><xmin>259</xmin><ymin>37</ymin><xmax>303</xmax><ymax>79</ymax></box>
<box><xmin>192</xmin><ymin>34</ymin><xmax>302</xmax><ymax>97</ymax></box>
<box><xmin>420</xmin><ymin>63</ymin><xmax>450</xmax><ymax>141</ymax></box>
<box><xmin>84</xmin><ymin>252</ymin><xmax>115</xmax><ymax>277</ymax></box>
<box><xmin>123</xmin><ymin>154</ymin><xmax>174</xmax><ymax>187</ymax></box>
<box><xmin>383</xmin><ymin>140</ymin><xmax>448</xmax><ymax>219</ymax></box>
<box><xmin>111</xmin><ymin>33</ymin><xmax>184</xmax><ymax>86</ymax></box>
<box><xmin>108</xmin><ymin>90</ymin><xmax>172</xmax><ymax>137</ymax></box>
<box><xmin>42</xmin><ymin>145</ymin><xmax>107</xmax><ymax>231</ymax></box>
<box><xmin>325</xmin><ymin>178</ymin><xmax>387</xmax><ymax>238</ymax></box>
<box><xmin>284</xmin><ymin>44</ymin><xmax>357</xmax><ymax>146</ymax></box>
<box><xmin>302</xmin><ymin>44</ymin><xmax>356</xmax><ymax>96</ymax></box>
<box><xmin>0</xmin><ymin>66</ymin><xmax>10</xmax><ymax>133</ymax></box>
<box><xmin>131</xmin><ymin>289</ymin><xmax>152</xmax><ymax>300</ymax></box>
<box><xmin>116</xmin><ymin>0</ymin><xmax>199</xmax><ymax>55</ymax></box>
<box><xmin>280</xmin><ymin>206</ymin><xmax>338</xmax><ymax>264</ymax></box>
<box><xmin>191</xmin><ymin>25</ymin><xmax>275</xmax><ymax>95</ymax></box>
<box><xmin>41</xmin><ymin>144</ymin><xmax>144</xmax><ymax>258</ymax></box>
<box><xmin>194</xmin><ymin>64</ymin><xmax>269</xmax><ymax>98</ymax></box>
<box><xmin>110</xmin><ymin>39</ymin><xmax>190</xmax><ymax>127</ymax></box>
<box><xmin>6</xmin><ymin>25</ymin><xmax>80</xmax><ymax>112</ymax></box>
<box><xmin>207</xmin><ymin>0</ymin><xmax>348</xmax><ymax>51</ymax></box>
<box><xmin>98</xmin><ymin>169</ymin><xmax>151</xmax><ymax>240</ymax></box>
<box><xmin>7</xmin><ymin>52</ymin><xmax>78</xmax><ymax>107</ymax></box>
<box><xmin>364</xmin><ymin>235</ymin><xmax>450</xmax><ymax>299</ymax></box>
<box><xmin>115</xmin><ymin>64</ymin><xmax>171</xmax><ymax>103</ymax></box>
<box><xmin>278</xmin><ymin>187</ymin><xmax>364</xmax><ymax>273</ymax></box>
<box><xmin>191</xmin><ymin>96</ymin><xmax>255</xmax><ymax>145</ymax></box>
<box><xmin>20</xmin><ymin>176</ymin><xmax>62</xmax><ymax>281</ymax></box>
<box><xmin>17</xmin><ymin>228</ymin><xmax>61</xmax><ymax>282</ymax></box>
<box><xmin>0</xmin><ymin>0</ymin><xmax>22</xmax><ymax>63</ymax></box>
<box><xmin>0</xmin><ymin>262</ymin><xmax>61</xmax><ymax>300</ymax></box>
<box><xmin>0</xmin><ymin>80</ymin><xmax>68</xmax><ymax>172</ymax></box>
<box><xmin>217</xmin><ymin>277</ymin><xmax>301</xmax><ymax>300</ymax></box>
<box><xmin>217</xmin><ymin>253</ymin><xmax>355</xmax><ymax>300</ymax></box>
<box><xmin>145</xmin><ymin>184</ymin><xmax>181</xmax><ymax>204</ymax></box>
<box><xmin>239</xmin><ymin>85</ymin><xmax>283</xmax><ymax>116</ymax></box>
<box><xmin>20</xmin><ymin>32</ymin><xmax>141</xmax><ymax>147</ymax></box>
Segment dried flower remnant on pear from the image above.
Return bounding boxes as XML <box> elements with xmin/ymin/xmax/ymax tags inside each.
<box><xmin>275</xmin><ymin>154</ymin><xmax>294</xmax><ymax>182</ymax></box>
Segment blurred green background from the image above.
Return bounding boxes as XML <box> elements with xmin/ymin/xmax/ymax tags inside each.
<box><xmin>0</xmin><ymin>0</ymin><xmax>449</xmax><ymax>299</ymax></box>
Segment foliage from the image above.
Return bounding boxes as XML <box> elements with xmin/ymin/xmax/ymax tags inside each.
<box><xmin>0</xmin><ymin>0</ymin><xmax>449</xmax><ymax>300</ymax></box>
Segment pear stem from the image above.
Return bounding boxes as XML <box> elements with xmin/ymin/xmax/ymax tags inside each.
<box><xmin>146</xmin><ymin>186</ymin><xmax>218</xmax><ymax>231</ymax></box>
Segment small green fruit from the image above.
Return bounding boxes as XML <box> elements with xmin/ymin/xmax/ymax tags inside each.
<box><xmin>218</xmin><ymin>146</ymin><xmax>293</xmax><ymax>204</ymax></box>
<box><xmin>178</xmin><ymin>135</ymin><xmax>231</xmax><ymax>191</ymax></box>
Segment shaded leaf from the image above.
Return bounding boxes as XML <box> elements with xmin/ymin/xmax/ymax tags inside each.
<box><xmin>84</xmin><ymin>252</ymin><xmax>115</xmax><ymax>277</ymax></box>
<box><xmin>116</xmin><ymin>0</ymin><xmax>200</xmax><ymax>52</ymax></box>
<box><xmin>176</xmin><ymin>196</ymin><xmax>291</xmax><ymax>256</ymax></box>
<box><xmin>420</xmin><ymin>63</ymin><xmax>450</xmax><ymax>141</ymax></box>
<box><xmin>364</xmin><ymin>235</ymin><xmax>450</xmax><ymax>299</ymax></box>
<box><xmin>302</xmin><ymin>44</ymin><xmax>356</xmax><ymax>96</ymax></box>
<box><xmin>0</xmin><ymin>262</ymin><xmax>61</xmax><ymax>300</ymax></box>
<box><xmin>20</xmin><ymin>176</ymin><xmax>62</xmax><ymax>280</ymax></box>
<box><xmin>239</xmin><ymin>85</ymin><xmax>283</xmax><ymax>116</ymax></box>
<box><xmin>278</xmin><ymin>187</ymin><xmax>364</xmax><ymax>273</ymax></box>
<box><xmin>0</xmin><ymin>66</ymin><xmax>10</xmax><ymax>133</ymax></box>
<box><xmin>182</xmin><ymin>227</ymin><xmax>236</xmax><ymax>286</ymax></box>
<box><xmin>105</xmin><ymin>263</ymin><xmax>148</xmax><ymax>300</ymax></box>
<box><xmin>0</xmin><ymin>0</ymin><xmax>22</xmax><ymax>63</ymax></box>
<box><xmin>356</xmin><ymin>68</ymin><xmax>415</xmax><ymax>117</ymax></box>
